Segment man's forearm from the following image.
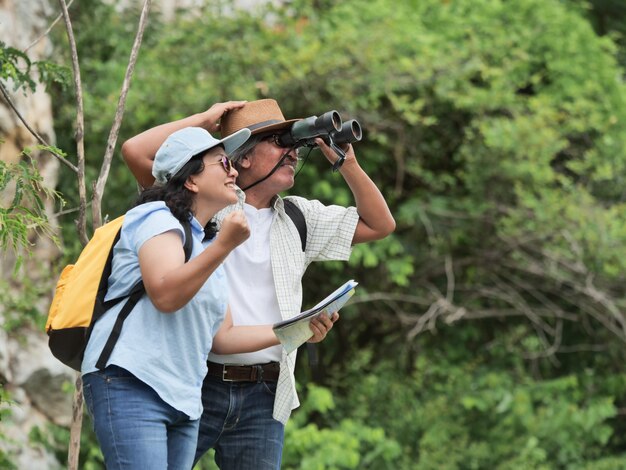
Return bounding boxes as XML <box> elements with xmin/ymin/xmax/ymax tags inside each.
<box><xmin>339</xmin><ymin>159</ymin><xmax>396</xmax><ymax>243</ymax></box>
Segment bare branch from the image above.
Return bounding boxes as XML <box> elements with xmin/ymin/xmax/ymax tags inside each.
<box><xmin>444</xmin><ymin>254</ymin><xmax>455</xmax><ymax>302</ymax></box>
<box><xmin>57</xmin><ymin>1</ymin><xmax>87</xmax><ymax>467</ymax></box>
<box><xmin>68</xmin><ymin>374</ymin><xmax>83</xmax><ymax>470</ymax></box>
<box><xmin>0</xmin><ymin>81</ymin><xmax>78</xmax><ymax>173</ymax></box>
<box><xmin>54</xmin><ymin>200</ymin><xmax>92</xmax><ymax>218</ymax></box>
<box><xmin>349</xmin><ymin>292</ymin><xmax>432</xmax><ymax>306</ymax></box>
<box><xmin>557</xmin><ymin>344</ymin><xmax>608</xmax><ymax>353</ymax></box>
<box><xmin>91</xmin><ymin>0</ymin><xmax>152</xmax><ymax>228</ymax></box>
<box><xmin>23</xmin><ymin>0</ymin><xmax>77</xmax><ymax>53</ymax></box>
<box><xmin>58</xmin><ymin>0</ymin><xmax>88</xmax><ymax>247</ymax></box>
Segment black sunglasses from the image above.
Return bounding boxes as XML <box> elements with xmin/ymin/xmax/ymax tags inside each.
<box><xmin>263</xmin><ymin>133</ymin><xmax>292</xmax><ymax>149</ymax></box>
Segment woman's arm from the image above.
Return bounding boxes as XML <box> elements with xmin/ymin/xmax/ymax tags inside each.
<box><xmin>211</xmin><ymin>306</ymin><xmax>280</xmax><ymax>354</ymax></box>
<box><xmin>138</xmin><ymin>212</ymin><xmax>249</xmax><ymax>313</ymax></box>
<box><xmin>211</xmin><ymin>309</ymin><xmax>339</xmax><ymax>354</ymax></box>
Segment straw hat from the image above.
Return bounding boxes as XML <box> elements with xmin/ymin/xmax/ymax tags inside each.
<box><xmin>220</xmin><ymin>99</ymin><xmax>300</xmax><ymax>137</ymax></box>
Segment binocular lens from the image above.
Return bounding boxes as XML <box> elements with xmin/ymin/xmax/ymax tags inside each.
<box><xmin>347</xmin><ymin>120</ymin><xmax>362</xmax><ymax>141</ymax></box>
<box><xmin>310</xmin><ymin>110</ymin><xmax>342</xmax><ymax>134</ymax></box>
<box><xmin>323</xmin><ymin>110</ymin><xmax>342</xmax><ymax>132</ymax></box>
<box><xmin>331</xmin><ymin>119</ymin><xmax>362</xmax><ymax>144</ymax></box>
<box><xmin>276</xmin><ymin>110</ymin><xmax>363</xmax><ymax>148</ymax></box>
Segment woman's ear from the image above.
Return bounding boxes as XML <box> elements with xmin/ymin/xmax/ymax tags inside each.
<box><xmin>184</xmin><ymin>177</ymin><xmax>199</xmax><ymax>193</ymax></box>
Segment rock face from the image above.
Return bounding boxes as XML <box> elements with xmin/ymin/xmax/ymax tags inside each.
<box><xmin>0</xmin><ymin>0</ymin><xmax>60</xmax><ymax>276</ymax></box>
<box><xmin>0</xmin><ymin>1</ymin><xmax>72</xmax><ymax>468</ymax></box>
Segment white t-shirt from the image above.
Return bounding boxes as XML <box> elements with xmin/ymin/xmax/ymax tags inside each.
<box><xmin>208</xmin><ymin>203</ymin><xmax>283</xmax><ymax>364</ymax></box>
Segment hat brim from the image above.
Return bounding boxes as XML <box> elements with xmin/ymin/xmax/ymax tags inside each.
<box><xmin>247</xmin><ymin>119</ymin><xmax>300</xmax><ymax>136</ymax></box>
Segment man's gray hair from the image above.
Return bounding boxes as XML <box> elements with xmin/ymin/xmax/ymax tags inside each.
<box><xmin>229</xmin><ymin>133</ymin><xmax>266</xmax><ymax>165</ymax></box>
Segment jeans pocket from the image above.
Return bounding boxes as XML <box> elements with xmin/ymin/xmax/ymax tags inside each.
<box><xmin>261</xmin><ymin>380</ymin><xmax>277</xmax><ymax>396</ymax></box>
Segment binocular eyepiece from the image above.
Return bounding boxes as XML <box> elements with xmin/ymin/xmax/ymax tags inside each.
<box><xmin>276</xmin><ymin>110</ymin><xmax>363</xmax><ymax>149</ymax></box>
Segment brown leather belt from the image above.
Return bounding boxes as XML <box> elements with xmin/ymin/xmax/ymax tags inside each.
<box><xmin>206</xmin><ymin>361</ymin><xmax>280</xmax><ymax>382</ymax></box>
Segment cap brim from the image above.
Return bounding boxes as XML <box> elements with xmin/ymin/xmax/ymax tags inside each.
<box><xmin>221</xmin><ymin>128</ymin><xmax>252</xmax><ymax>156</ymax></box>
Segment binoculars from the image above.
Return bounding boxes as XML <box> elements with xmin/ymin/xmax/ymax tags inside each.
<box><xmin>276</xmin><ymin>110</ymin><xmax>363</xmax><ymax>170</ymax></box>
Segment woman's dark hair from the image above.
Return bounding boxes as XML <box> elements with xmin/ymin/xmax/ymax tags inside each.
<box><xmin>135</xmin><ymin>151</ymin><xmax>218</xmax><ymax>240</ymax></box>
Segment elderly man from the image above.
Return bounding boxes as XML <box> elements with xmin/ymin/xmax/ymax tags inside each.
<box><xmin>122</xmin><ymin>99</ymin><xmax>395</xmax><ymax>469</ymax></box>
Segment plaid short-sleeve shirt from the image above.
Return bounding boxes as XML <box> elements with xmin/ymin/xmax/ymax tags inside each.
<box><xmin>215</xmin><ymin>189</ymin><xmax>359</xmax><ymax>423</ymax></box>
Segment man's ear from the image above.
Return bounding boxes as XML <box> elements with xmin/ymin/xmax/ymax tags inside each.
<box><xmin>238</xmin><ymin>155</ymin><xmax>252</xmax><ymax>169</ymax></box>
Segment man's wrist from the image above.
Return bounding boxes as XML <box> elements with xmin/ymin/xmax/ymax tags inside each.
<box><xmin>337</xmin><ymin>158</ymin><xmax>361</xmax><ymax>175</ymax></box>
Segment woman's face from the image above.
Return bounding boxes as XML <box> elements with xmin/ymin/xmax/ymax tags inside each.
<box><xmin>193</xmin><ymin>145</ymin><xmax>239</xmax><ymax>209</ymax></box>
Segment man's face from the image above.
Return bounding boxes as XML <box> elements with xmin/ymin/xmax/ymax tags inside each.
<box><xmin>239</xmin><ymin>133</ymin><xmax>299</xmax><ymax>194</ymax></box>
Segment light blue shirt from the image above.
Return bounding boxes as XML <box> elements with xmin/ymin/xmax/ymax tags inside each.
<box><xmin>81</xmin><ymin>201</ymin><xmax>227</xmax><ymax>419</ymax></box>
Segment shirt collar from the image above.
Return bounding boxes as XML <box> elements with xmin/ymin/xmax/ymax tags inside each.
<box><xmin>189</xmin><ymin>215</ymin><xmax>205</xmax><ymax>234</ymax></box>
<box><xmin>235</xmin><ymin>186</ymin><xmax>284</xmax><ymax>212</ymax></box>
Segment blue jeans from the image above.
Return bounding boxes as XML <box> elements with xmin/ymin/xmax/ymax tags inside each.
<box><xmin>83</xmin><ymin>366</ymin><xmax>199</xmax><ymax>470</ymax></box>
<box><xmin>194</xmin><ymin>375</ymin><xmax>285</xmax><ymax>469</ymax></box>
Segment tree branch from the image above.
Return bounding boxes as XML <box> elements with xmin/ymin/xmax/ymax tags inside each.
<box><xmin>23</xmin><ymin>0</ymin><xmax>77</xmax><ymax>53</ymax></box>
<box><xmin>91</xmin><ymin>0</ymin><xmax>152</xmax><ymax>228</ymax></box>
<box><xmin>58</xmin><ymin>0</ymin><xmax>88</xmax><ymax>247</ymax></box>
<box><xmin>0</xmin><ymin>81</ymin><xmax>78</xmax><ymax>173</ymax></box>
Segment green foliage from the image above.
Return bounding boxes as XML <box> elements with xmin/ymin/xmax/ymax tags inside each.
<box><xmin>283</xmin><ymin>384</ymin><xmax>402</xmax><ymax>469</ymax></box>
<box><xmin>317</xmin><ymin>328</ymin><xmax>626</xmax><ymax>470</ymax></box>
<box><xmin>563</xmin><ymin>0</ymin><xmax>626</xmax><ymax>68</ymax></box>
<box><xmin>0</xmin><ymin>41</ymin><xmax>70</xmax><ymax>93</ymax></box>
<box><xmin>29</xmin><ymin>414</ymin><xmax>104</xmax><ymax>469</ymax></box>
<box><xmin>0</xmin><ymin>39</ymin><xmax>68</xmax><ymax>272</ymax></box>
<box><xmin>0</xmin><ymin>153</ymin><xmax>63</xmax><ymax>271</ymax></box>
<box><xmin>0</xmin><ymin>43</ymin><xmax>37</xmax><ymax>92</ymax></box>
<box><xmin>0</xmin><ymin>276</ymin><xmax>50</xmax><ymax>331</ymax></box>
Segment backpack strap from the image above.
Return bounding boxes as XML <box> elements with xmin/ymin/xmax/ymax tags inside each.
<box><xmin>283</xmin><ymin>198</ymin><xmax>307</xmax><ymax>252</ymax></box>
<box><xmin>95</xmin><ymin>220</ymin><xmax>193</xmax><ymax>370</ymax></box>
<box><xmin>95</xmin><ymin>282</ymin><xmax>145</xmax><ymax>370</ymax></box>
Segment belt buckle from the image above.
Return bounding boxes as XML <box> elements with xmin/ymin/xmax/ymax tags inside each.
<box><xmin>222</xmin><ymin>364</ymin><xmax>235</xmax><ymax>382</ymax></box>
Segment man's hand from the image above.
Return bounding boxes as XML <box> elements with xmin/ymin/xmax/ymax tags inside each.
<box><xmin>314</xmin><ymin>137</ymin><xmax>357</xmax><ymax>169</ymax></box>
<box><xmin>308</xmin><ymin>312</ymin><xmax>340</xmax><ymax>343</ymax></box>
